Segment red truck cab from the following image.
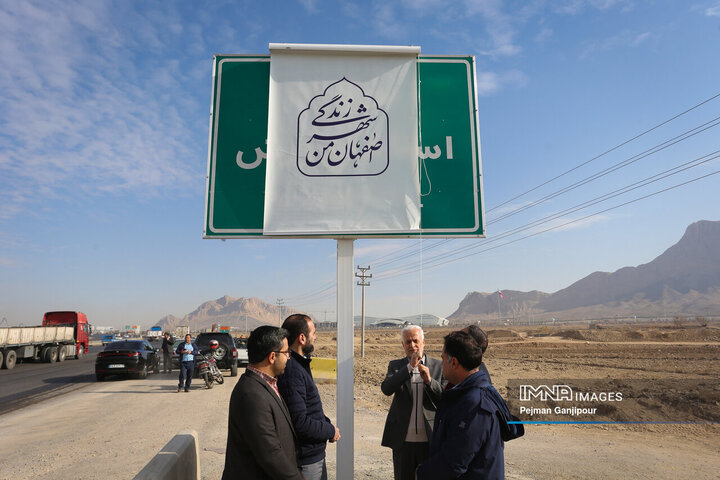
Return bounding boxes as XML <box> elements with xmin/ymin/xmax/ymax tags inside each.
<box><xmin>42</xmin><ymin>311</ymin><xmax>91</xmax><ymax>358</ymax></box>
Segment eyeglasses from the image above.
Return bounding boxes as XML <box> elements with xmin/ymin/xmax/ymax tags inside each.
<box><xmin>274</xmin><ymin>350</ymin><xmax>291</xmax><ymax>357</ymax></box>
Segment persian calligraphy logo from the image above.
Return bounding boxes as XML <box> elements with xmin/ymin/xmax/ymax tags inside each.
<box><xmin>297</xmin><ymin>78</ymin><xmax>389</xmax><ymax>177</ymax></box>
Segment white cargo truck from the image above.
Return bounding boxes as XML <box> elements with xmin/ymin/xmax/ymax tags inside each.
<box><xmin>0</xmin><ymin>311</ymin><xmax>91</xmax><ymax>369</ymax></box>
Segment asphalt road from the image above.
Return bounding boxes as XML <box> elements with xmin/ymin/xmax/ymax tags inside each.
<box><xmin>0</xmin><ymin>345</ymin><xmax>102</xmax><ymax>415</ymax></box>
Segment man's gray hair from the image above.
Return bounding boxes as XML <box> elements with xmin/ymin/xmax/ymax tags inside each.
<box><xmin>401</xmin><ymin>324</ymin><xmax>424</xmax><ymax>340</ymax></box>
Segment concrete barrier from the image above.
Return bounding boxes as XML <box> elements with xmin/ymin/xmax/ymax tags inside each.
<box><xmin>310</xmin><ymin>357</ymin><xmax>337</xmax><ymax>384</ymax></box>
<box><xmin>134</xmin><ymin>429</ymin><xmax>201</xmax><ymax>480</ymax></box>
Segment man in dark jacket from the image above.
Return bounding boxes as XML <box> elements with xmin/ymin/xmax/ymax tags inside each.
<box><xmin>416</xmin><ymin>330</ymin><xmax>505</xmax><ymax>480</ymax></box>
<box><xmin>381</xmin><ymin>325</ymin><xmax>445</xmax><ymax>480</ymax></box>
<box><xmin>222</xmin><ymin>326</ymin><xmax>303</xmax><ymax>480</ymax></box>
<box><xmin>278</xmin><ymin>314</ymin><xmax>340</xmax><ymax>480</ymax></box>
<box><xmin>161</xmin><ymin>332</ymin><xmax>174</xmax><ymax>373</ymax></box>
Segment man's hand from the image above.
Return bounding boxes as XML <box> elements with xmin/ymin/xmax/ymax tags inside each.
<box><xmin>409</xmin><ymin>351</ymin><xmax>420</xmax><ymax>368</ymax></box>
<box><xmin>330</xmin><ymin>427</ymin><xmax>341</xmax><ymax>443</ymax></box>
<box><xmin>418</xmin><ymin>363</ymin><xmax>431</xmax><ymax>384</ymax></box>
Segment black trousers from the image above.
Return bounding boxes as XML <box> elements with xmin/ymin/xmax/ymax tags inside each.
<box><xmin>392</xmin><ymin>442</ymin><xmax>429</xmax><ymax>480</ymax></box>
<box><xmin>163</xmin><ymin>352</ymin><xmax>172</xmax><ymax>372</ymax></box>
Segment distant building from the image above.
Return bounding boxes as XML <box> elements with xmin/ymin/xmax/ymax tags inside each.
<box><xmin>400</xmin><ymin>314</ymin><xmax>449</xmax><ymax>326</ymax></box>
<box><xmin>371</xmin><ymin>319</ymin><xmax>405</xmax><ymax>328</ymax></box>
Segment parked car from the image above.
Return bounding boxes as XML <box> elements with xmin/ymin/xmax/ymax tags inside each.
<box><xmin>195</xmin><ymin>332</ymin><xmax>238</xmax><ymax>376</ymax></box>
<box><xmin>234</xmin><ymin>337</ymin><xmax>249</xmax><ymax>367</ymax></box>
<box><xmin>95</xmin><ymin>340</ymin><xmax>160</xmax><ymax>381</ymax></box>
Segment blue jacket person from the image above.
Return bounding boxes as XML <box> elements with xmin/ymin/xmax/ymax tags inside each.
<box><xmin>416</xmin><ymin>330</ymin><xmax>507</xmax><ymax>480</ymax></box>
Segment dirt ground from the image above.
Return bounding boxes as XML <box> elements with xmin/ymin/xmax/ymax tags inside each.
<box><xmin>0</xmin><ymin>322</ymin><xmax>718</xmax><ymax>479</ymax></box>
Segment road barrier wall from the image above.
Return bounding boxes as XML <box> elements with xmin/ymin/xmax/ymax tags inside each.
<box><xmin>133</xmin><ymin>429</ymin><xmax>200</xmax><ymax>480</ymax></box>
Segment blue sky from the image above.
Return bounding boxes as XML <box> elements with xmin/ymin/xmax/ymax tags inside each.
<box><xmin>1</xmin><ymin>0</ymin><xmax>719</xmax><ymax>328</ymax></box>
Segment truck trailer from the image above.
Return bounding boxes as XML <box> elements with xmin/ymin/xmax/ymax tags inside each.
<box><xmin>0</xmin><ymin>311</ymin><xmax>91</xmax><ymax>369</ymax></box>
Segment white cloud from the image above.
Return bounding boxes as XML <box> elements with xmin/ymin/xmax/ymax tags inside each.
<box><xmin>0</xmin><ymin>1</ymin><xmax>203</xmax><ymax>220</ymax></box>
<box><xmin>706</xmin><ymin>4</ymin><xmax>720</xmax><ymax>16</ymax></box>
<box><xmin>488</xmin><ymin>200</ymin><xmax>539</xmax><ymax>217</ymax></box>
<box><xmin>464</xmin><ymin>0</ymin><xmax>522</xmax><ymax>57</ymax></box>
<box><xmin>579</xmin><ymin>29</ymin><xmax>657</xmax><ymax>59</ymax></box>
<box><xmin>476</xmin><ymin>70</ymin><xmax>527</xmax><ymax>96</ymax></box>
<box><xmin>535</xmin><ymin>27</ymin><xmax>554</xmax><ymax>42</ymax></box>
<box><xmin>533</xmin><ymin>214</ymin><xmax>612</xmax><ymax>233</ymax></box>
<box><xmin>554</xmin><ymin>0</ymin><xmax>631</xmax><ymax>15</ymax></box>
<box><xmin>298</xmin><ymin>0</ymin><xmax>320</xmax><ymax>14</ymax></box>
<box><xmin>342</xmin><ymin>1</ymin><xmax>408</xmax><ymax>39</ymax></box>
<box><xmin>631</xmin><ymin>31</ymin><xmax>652</xmax><ymax>46</ymax></box>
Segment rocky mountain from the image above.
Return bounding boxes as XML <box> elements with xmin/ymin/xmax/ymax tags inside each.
<box><xmin>450</xmin><ymin>290</ymin><xmax>550</xmax><ymax>318</ymax></box>
<box><xmin>449</xmin><ymin>220</ymin><xmax>720</xmax><ymax>323</ymax></box>
<box><xmin>157</xmin><ymin>295</ymin><xmax>295</xmax><ymax>332</ymax></box>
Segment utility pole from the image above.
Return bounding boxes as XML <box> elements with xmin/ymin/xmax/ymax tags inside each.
<box><xmin>356</xmin><ymin>266</ymin><xmax>372</xmax><ymax>358</ymax></box>
<box><xmin>276</xmin><ymin>298</ymin><xmax>284</xmax><ymax>323</ymax></box>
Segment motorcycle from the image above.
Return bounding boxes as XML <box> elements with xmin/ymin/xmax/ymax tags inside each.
<box><xmin>196</xmin><ymin>351</ymin><xmax>225</xmax><ymax>389</ymax></box>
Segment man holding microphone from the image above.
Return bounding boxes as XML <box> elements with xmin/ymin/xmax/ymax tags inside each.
<box><xmin>381</xmin><ymin>325</ymin><xmax>445</xmax><ymax>480</ymax></box>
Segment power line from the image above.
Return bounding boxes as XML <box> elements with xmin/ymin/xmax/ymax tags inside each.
<box><xmin>375</xmin><ymin>151</ymin><xmax>719</xmax><ymax>278</ymax></box>
<box><xmin>282</xmin><ymin>94</ymin><xmax>720</xmax><ymax>300</ymax></box>
<box><xmin>372</xmin><ymin>238</ymin><xmax>454</xmax><ymax>267</ymax></box>
<box><xmin>373</xmin><ymin>165</ymin><xmax>720</xmax><ymax>282</ymax></box>
<box><xmin>354</xmin><ymin>98</ymin><xmax>720</xmax><ymax>274</ymax></box>
<box><xmin>487</xmin><ymin>92</ymin><xmax>720</xmax><ymax>213</ymax></box>
<box><xmin>282</xmin><ymin>281</ymin><xmax>335</xmax><ymax>303</ymax></box>
<box><xmin>483</xmin><ymin>150</ymin><xmax>720</xmax><ymax>245</ymax></box>
<box><xmin>488</xmin><ymin>116</ymin><xmax>720</xmax><ymax>225</ymax></box>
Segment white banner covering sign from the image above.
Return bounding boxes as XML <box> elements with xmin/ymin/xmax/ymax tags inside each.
<box><xmin>263</xmin><ymin>44</ymin><xmax>421</xmax><ymax>235</ymax></box>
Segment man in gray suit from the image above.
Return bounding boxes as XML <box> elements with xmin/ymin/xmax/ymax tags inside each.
<box><xmin>381</xmin><ymin>324</ymin><xmax>445</xmax><ymax>480</ymax></box>
<box><xmin>222</xmin><ymin>326</ymin><xmax>303</xmax><ymax>480</ymax></box>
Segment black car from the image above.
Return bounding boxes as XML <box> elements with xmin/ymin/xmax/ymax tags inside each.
<box><xmin>195</xmin><ymin>332</ymin><xmax>238</xmax><ymax>376</ymax></box>
<box><xmin>95</xmin><ymin>340</ymin><xmax>160</xmax><ymax>381</ymax></box>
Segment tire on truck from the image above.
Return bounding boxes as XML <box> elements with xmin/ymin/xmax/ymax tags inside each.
<box><xmin>45</xmin><ymin>346</ymin><xmax>58</xmax><ymax>363</ymax></box>
<box><xmin>57</xmin><ymin>345</ymin><xmax>67</xmax><ymax>362</ymax></box>
<box><xmin>3</xmin><ymin>349</ymin><xmax>17</xmax><ymax>370</ymax></box>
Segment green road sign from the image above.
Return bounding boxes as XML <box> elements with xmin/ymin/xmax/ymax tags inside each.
<box><xmin>204</xmin><ymin>55</ymin><xmax>484</xmax><ymax>238</ymax></box>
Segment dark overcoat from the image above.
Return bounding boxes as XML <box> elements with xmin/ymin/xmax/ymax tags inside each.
<box><xmin>222</xmin><ymin>369</ymin><xmax>303</xmax><ymax>480</ymax></box>
<box><xmin>380</xmin><ymin>355</ymin><xmax>445</xmax><ymax>450</ymax></box>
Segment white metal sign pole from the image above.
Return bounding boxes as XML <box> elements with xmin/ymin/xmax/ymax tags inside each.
<box><xmin>336</xmin><ymin>238</ymin><xmax>355</xmax><ymax>478</ymax></box>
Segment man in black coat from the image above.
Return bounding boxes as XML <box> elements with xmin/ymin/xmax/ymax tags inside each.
<box><xmin>381</xmin><ymin>325</ymin><xmax>445</xmax><ymax>480</ymax></box>
<box><xmin>222</xmin><ymin>326</ymin><xmax>303</xmax><ymax>480</ymax></box>
<box><xmin>161</xmin><ymin>332</ymin><xmax>173</xmax><ymax>373</ymax></box>
<box><xmin>278</xmin><ymin>314</ymin><xmax>340</xmax><ymax>480</ymax></box>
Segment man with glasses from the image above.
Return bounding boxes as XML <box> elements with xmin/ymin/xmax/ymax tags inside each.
<box><xmin>222</xmin><ymin>326</ymin><xmax>303</xmax><ymax>480</ymax></box>
<box><xmin>278</xmin><ymin>314</ymin><xmax>340</xmax><ymax>480</ymax></box>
